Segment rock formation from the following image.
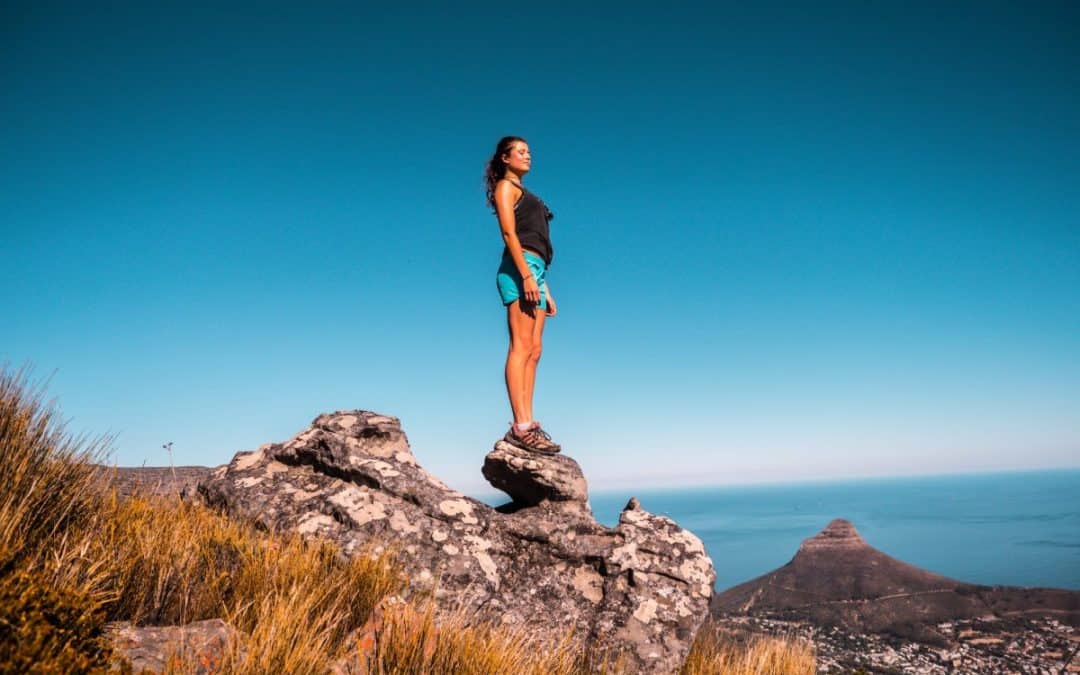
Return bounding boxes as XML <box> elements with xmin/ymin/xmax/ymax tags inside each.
<box><xmin>198</xmin><ymin>410</ymin><xmax>716</xmax><ymax>673</ymax></box>
<box><xmin>713</xmin><ymin>518</ymin><xmax>1080</xmax><ymax>642</ymax></box>
<box><xmin>482</xmin><ymin>441</ymin><xmax>589</xmax><ymax>506</ymax></box>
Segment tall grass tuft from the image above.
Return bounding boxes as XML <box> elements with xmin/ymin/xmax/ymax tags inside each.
<box><xmin>94</xmin><ymin>495</ymin><xmax>403</xmax><ymax>629</ymax></box>
<box><xmin>91</xmin><ymin>495</ymin><xmax>405</xmax><ymax>673</ymax></box>
<box><xmin>680</xmin><ymin>619</ymin><xmax>817</xmax><ymax>675</ymax></box>
<box><xmin>366</xmin><ymin>600</ymin><xmax>582</xmax><ymax>675</ymax></box>
<box><xmin>0</xmin><ymin>368</ymin><xmax>108</xmax><ymax>573</ymax></box>
<box><xmin>0</xmin><ymin>367</ymin><xmax>115</xmax><ymax>670</ymax></box>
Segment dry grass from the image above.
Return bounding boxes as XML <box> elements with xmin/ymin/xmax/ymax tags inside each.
<box><xmin>361</xmin><ymin>600</ymin><xmax>582</xmax><ymax>675</ymax></box>
<box><xmin>0</xmin><ymin>369</ymin><xmax>109</xmax><ymax>579</ymax></box>
<box><xmin>96</xmin><ymin>495</ymin><xmax>405</xmax><ymax>673</ymax></box>
<box><xmin>0</xmin><ymin>368</ymin><xmax>115</xmax><ymax>671</ymax></box>
<box><xmin>681</xmin><ymin>619</ymin><xmax>817</xmax><ymax>675</ymax></box>
<box><xmin>0</xmin><ymin>366</ymin><xmax>405</xmax><ymax>673</ymax></box>
<box><xmin>0</xmin><ymin>567</ymin><xmax>112</xmax><ymax>673</ymax></box>
<box><xmin>94</xmin><ymin>495</ymin><xmax>402</xmax><ymax>626</ymax></box>
<box><xmin>0</xmin><ymin>366</ymin><xmax>816</xmax><ymax>674</ymax></box>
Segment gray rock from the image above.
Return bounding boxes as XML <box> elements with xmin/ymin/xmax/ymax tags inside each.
<box><xmin>106</xmin><ymin>619</ymin><xmax>241</xmax><ymax>673</ymax></box>
<box><xmin>199</xmin><ymin>410</ymin><xmax>715</xmax><ymax>674</ymax></box>
<box><xmin>482</xmin><ymin>441</ymin><xmax>589</xmax><ymax>506</ymax></box>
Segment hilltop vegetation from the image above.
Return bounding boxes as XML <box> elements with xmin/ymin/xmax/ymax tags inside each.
<box><xmin>0</xmin><ymin>367</ymin><xmax>814</xmax><ymax>673</ymax></box>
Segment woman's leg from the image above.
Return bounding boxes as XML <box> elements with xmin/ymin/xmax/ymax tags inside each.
<box><xmin>505</xmin><ymin>301</ymin><xmax>541</xmax><ymax>424</ymax></box>
<box><xmin>522</xmin><ymin>303</ymin><xmax>546</xmax><ymax>422</ymax></box>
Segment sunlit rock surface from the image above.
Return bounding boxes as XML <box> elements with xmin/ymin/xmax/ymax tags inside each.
<box><xmin>199</xmin><ymin>410</ymin><xmax>716</xmax><ymax>673</ymax></box>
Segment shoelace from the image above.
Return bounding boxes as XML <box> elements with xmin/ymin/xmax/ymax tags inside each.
<box><xmin>508</xmin><ymin>423</ymin><xmax>556</xmax><ymax>446</ymax></box>
<box><xmin>533</xmin><ymin>427</ymin><xmax>555</xmax><ymax>442</ymax></box>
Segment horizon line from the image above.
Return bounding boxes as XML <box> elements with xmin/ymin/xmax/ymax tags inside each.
<box><xmin>466</xmin><ymin>463</ymin><xmax>1080</xmax><ymax>501</ymax></box>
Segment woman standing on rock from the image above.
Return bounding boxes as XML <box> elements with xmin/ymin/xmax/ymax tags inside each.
<box><xmin>485</xmin><ymin>136</ymin><xmax>561</xmax><ymax>455</ymax></box>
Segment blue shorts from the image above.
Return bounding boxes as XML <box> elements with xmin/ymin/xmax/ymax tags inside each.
<box><xmin>497</xmin><ymin>251</ymin><xmax>547</xmax><ymax>310</ymax></box>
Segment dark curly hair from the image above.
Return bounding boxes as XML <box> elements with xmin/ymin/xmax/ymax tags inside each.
<box><xmin>484</xmin><ymin>135</ymin><xmax>527</xmax><ymax>210</ymax></box>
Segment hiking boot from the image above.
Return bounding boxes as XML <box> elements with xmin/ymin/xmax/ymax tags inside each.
<box><xmin>503</xmin><ymin>424</ymin><xmax>561</xmax><ymax>454</ymax></box>
<box><xmin>530</xmin><ymin>425</ymin><xmax>562</xmax><ymax>453</ymax></box>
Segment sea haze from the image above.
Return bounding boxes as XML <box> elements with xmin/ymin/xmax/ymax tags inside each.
<box><xmin>582</xmin><ymin>469</ymin><xmax>1080</xmax><ymax>592</ymax></box>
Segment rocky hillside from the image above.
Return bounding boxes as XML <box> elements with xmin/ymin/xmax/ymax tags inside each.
<box><xmin>170</xmin><ymin>410</ymin><xmax>719</xmax><ymax>674</ymax></box>
<box><xmin>106</xmin><ymin>466</ymin><xmax>209</xmax><ymax>499</ymax></box>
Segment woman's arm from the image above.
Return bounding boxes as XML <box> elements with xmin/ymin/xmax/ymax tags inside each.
<box><xmin>543</xmin><ymin>283</ymin><xmax>556</xmax><ymax>316</ymax></box>
<box><xmin>494</xmin><ymin>180</ymin><xmax>541</xmax><ymax>304</ymax></box>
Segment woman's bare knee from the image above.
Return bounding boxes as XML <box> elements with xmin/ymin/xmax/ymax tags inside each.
<box><xmin>509</xmin><ymin>340</ymin><xmax>534</xmax><ymax>359</ymax></box>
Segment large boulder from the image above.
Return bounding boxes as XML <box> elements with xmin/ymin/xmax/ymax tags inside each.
<box><xmin>199</xmin><ymin>410</ymin><xmax>715</xmax><ymax>673</ymax></box>
<box><xmin>482</xmin><ymin>441</ymin><xmax>589</xmax><ymax>506</ymax></box>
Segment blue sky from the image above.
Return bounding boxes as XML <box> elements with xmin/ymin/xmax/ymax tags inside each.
<box><xmin>3</xmin><ymin>2</ymin><xmax>1078</xmax><ymax>494</ymax></box>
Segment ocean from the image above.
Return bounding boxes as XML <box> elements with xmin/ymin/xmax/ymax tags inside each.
<box><xmin>582</xmin><ymin>469</ymin><xmax>1080</xmax><ymax>593</ymax></box>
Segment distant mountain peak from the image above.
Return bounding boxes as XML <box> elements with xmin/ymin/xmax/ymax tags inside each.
<box><xmin>713</xmin><ymin>515</ymin><xmax>1080</xmax><ymax>639</ymax></box>
<box><xmin>797</xmin><ymin>518</ymin><xmax>867</xmax><ymax>552</ymax></box>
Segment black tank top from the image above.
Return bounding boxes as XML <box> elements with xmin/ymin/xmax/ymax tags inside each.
<box><xmin>503</xmin><ymin>180</ymin><xmax>554</xmax><ymax>265</ymax></box>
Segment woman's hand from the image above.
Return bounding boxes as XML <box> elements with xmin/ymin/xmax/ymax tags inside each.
<box><xmin>544</xmin><ymin>284</ymin><xmax>557</xmax><ymax>317</ymax></box>
<box><xmin>522</xmin><ymin>274</ymin><xmax>541</xmax><ymax>304</ymax></box>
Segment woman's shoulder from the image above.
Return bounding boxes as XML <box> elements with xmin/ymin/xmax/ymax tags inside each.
<box><xmin>496</xmin><ymin>178</ymin><xmax>525</xmax><ymax>193</ymax></box>
<box><xmin>492</xmin><ymin>179</ymin><xmax>526</xmax><ymax>212</ymax></box>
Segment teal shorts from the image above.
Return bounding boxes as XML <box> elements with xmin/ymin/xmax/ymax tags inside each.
<box><xmin>497</xmin><ymin>251</ymin><xmax>547</xmax><ymax>310</ymax></box>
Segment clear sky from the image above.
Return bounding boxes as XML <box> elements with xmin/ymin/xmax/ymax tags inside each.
<box><xmin>3</xmin><ymin>2</ymin><xmax>1078</xmax><ymax>495</ymax></box>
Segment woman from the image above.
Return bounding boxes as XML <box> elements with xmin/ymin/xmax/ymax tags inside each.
<box><xmin>485</xmin><ymin>136</ymin><xmax>561</xmax><ymax>454</ymax></box>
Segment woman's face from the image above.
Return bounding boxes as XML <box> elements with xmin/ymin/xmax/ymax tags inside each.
<box><xmin>502</xmin><ymin>141</ymin><xmax>531</xmax><ymax>176</ymax></box>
